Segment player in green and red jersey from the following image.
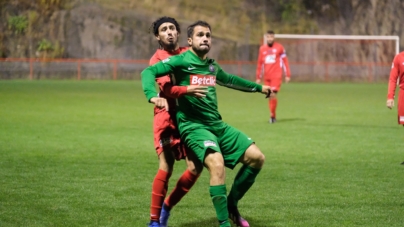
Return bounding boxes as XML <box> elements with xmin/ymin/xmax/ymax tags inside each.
<box><xmin>146</xmin><ymin>17</ymin><xmax>207</xmax><ymax>227</ymax></box>
<box><xmin>142</xmin><ymin>20</ymin><xmax>272</xmax><ymax>227</ymax></box>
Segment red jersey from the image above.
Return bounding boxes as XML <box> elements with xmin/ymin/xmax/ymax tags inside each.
<box><xmin>387</xmin><ymin>51</ymin><xmax>404</xmax><ymax>99</ymax></box>
<box><xmin>256</xmin><ymin>42</ymin><xmax>291</xmax><ymax>81</ymax></box>
<box><xmin>149</xmin><ymin>47</ymin><xmax>189</xmax><ymax>114</ymax></box>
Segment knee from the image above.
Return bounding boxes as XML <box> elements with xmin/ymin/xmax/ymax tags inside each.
<box><xmin>207</xmin><ymin>159</ymin><xmax>225</xmax><ymax>174</ymax></box>
<box><xmin>254</xmin><ymin>152</ymin><xmax>265</xmax><ymax>168</ymax></box>
<box><xmin>187</xmin><ymin>162</ymin><xmax>203</xmax><ymax>175</ymax></box>
<box><xmin>204</xmin><ymin>152</ymin><xmax>225</xmax><ymax>176</ymax></box>
<box><xmin>247</xmin><ymin>149</ymin><xmax>265</xmax><ymax>169</ymax></box>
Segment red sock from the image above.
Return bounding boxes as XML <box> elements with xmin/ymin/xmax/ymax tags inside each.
<box><xmin>150</xmin><ymin>169</ymin><xmax>171</xmax><ymax>221</ymax></box>
<box><xmin>164</xmin><ymin>169</ymin><xmax>199</xmax><ymax>209</ymax></box>
<box><xmin>269</xmin><ymin>98</ymin><xmax>278</xmax><ymax>118</ymax></box>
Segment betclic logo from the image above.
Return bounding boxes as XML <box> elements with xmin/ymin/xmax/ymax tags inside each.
<box><xmin>190</xmin><ymin>75</ymin><xmax>216</xmax><ymax>86</ymax></box>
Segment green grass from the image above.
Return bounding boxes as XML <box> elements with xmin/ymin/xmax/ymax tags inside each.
<box><xmin>0</xmin><ymin>81</ymin><xmax>403</xmax><ymax>227</ymax></box>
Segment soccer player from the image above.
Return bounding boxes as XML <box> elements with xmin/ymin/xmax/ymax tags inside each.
<box><xmin>147</xmin><ymin>17</ymin><xmax>207</xmax><ymax>227</ymax></box>
<box><xmin>142</xmin><ymin>20</ymin><xmax>272</xmax><ymax>227</ymax></box>
<box><xmin>386</xmin><ymin>51</ymin><xmax>404</xmax><ymax>126</ymax></box>
<box><xmin>256</xmin><ymin>30</ymin><xmax>291</xmax><ymax>123</ymax></box>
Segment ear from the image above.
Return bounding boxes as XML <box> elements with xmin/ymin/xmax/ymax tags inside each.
<box><xmin>187</xmin><ymin>37</ymin><xmax>192</xmax><ymax>46</ymax></box>
<box><xmin>155</xmin><ymin>35</ymin><xmax>161</xmax><ymax>41</ymax></box>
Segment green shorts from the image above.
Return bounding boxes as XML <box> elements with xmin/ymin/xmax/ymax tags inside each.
<box><xmin>180</xmin><ymin>121</ymin><xmax>254</xmax><ymax>169</ymax></box>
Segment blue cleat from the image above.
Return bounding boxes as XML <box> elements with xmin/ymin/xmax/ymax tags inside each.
<box><xmin>148</xmin><ymin>220</ymin><xmax>160</xmax><ymax>227</ymax></box>
<box><xmin>159</xmin><ymin>203</ymin><xmax>171</xmax><ymax>227</ymax></box>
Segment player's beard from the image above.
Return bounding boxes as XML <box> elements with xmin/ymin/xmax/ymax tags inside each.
<box><xmin>164</xmin><ymin>42</ymin><xmax>177</xmax><ymax>51</ymax></box>
<box><xmin>267</xmin><ymin>41</ymin><xmax>274</xmax><ymax>47</ymax></box>
<box><xmin>192</xmin><ymin>44</ymin><xmax>210</xmax><ymax>56</ymax></box>
<box><xmin>160</xmin><ymin>37</ymin><xmax>178</xmax><ymax>51</ymax></box>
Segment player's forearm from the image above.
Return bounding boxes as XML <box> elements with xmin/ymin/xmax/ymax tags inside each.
<box><xmin>218</xmin><ymin>72</ymin><xmax>262</xmax><ymax>93</ymax></box>
<box><xmin>156</xmin><ymin>76</ymin><xmax>188</xmax><ymax>98</ymax></box>
<box><xmin>162</xmin><ymin>85</ymin><xmax>188</xmax><ymax>98</ymax></box>
<box><xmin>387</xmin><ymin>79</ymin><xmax>397</xmax><ymax>99</ymax></box>
<box><xmin>141</xmin><ymin>63</ymin><xmax>173</xmax><ymax>101</ymax></box>
<box><xmin>141</xmin><ymin>67</ymin><xmax>159</xmax><ymax>102</ymax></box>
<box><xmin>282</xmin><ymin>56</ymin><xmax>291</xmax><ymax>77</ymax></box>
<box><xmin>256</xmin><ymin>62</ymin><xmax>263</xmax><ymax>80</ymax></box>
<box><xmin>387</xmin><ymin>69</ymin><xmax>399</xmax><ymax>99</ymax></box>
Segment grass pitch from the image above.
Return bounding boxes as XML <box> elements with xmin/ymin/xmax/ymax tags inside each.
<box><xmin>0</xmin><ymin>81</ymin><xmax>403</xmax><ymax>227</ymax></box>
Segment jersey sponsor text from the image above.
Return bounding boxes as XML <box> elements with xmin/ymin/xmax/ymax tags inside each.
<box><xmin>190</xmin><ymin>75</ymin><xmax>216</xmax><ymax>86</ymax></box>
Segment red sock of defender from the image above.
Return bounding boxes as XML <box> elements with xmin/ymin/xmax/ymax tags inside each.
<box><xmin>150</xmin><ymin>169</ymin><xmax>171</xmax><ymax>221</ymax></box>
<box><xmin>164</xmin><ymin>169</ymin><xmax>199</xmax><ymax>209</ymax></box>
<box><xmin>270</xmin><ymin>98</ymin><xmax>278</xmax><ymax>118</ymax></box>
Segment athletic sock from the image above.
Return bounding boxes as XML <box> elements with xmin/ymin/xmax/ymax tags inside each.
<box><xmin>150</xmin><ymin>169</ymin><xmax>171</xmax><ymax>221</ymax></box>
<box><xmin>227</xmin><ymin>165</ymin><xmax>261</xmax><ymax>207</ymax></box>
<box><xmin>210</xmin><ymin>184</ymin><xmax>230</xmax><ymax>225</ymax></box>
<box><xmin>164</xmin><ymin>169</ymin><xmax>200</xmax><ymax>209</ymax></box>
<box><xmin>270</xmin><ymin>98</ymin><xmax>278</xmax><ymax>118</ymax></box>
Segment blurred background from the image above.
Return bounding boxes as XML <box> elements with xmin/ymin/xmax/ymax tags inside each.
<box><xmin>1</xmin><ymin>0</ymin><xmax>403</xmax><ymax>81</ymax></box>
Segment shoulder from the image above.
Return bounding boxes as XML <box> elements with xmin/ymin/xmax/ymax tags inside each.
<box><xmin>149</xmin><ymin>49</ymin><xmax>170</xmax><ymax>65</ymax></box>
<box><xmin>393</xmin><ymin>52</ymin><xmax>404</xmax><ymax>63</ymax></box>
<box><xmin>179</xmin><ymin>46</ymin><xmax>189</xmax><ymax>53</ymax></box>
<box><xmin>161</xmin><ymin>51</ymin><xmax>188</xmax><ymax>67</ymax></box>
<box><xmin>258</xmin><ymin>45</ymin><xmax>268</xmax><ymax>54</ymax></box>
<box><xmin>398</xmin><ymin>52</ymin><xmax>404</xmax><ymax>59</ymax></box>
<box><xmin>275</xmin><ymin>42</ymin><xmax>285</xmax><ymax>50</ymax></box>
<box><xmin>149</xmin><ymin>51</ymin><xmax>160</xmax><ymax>65</ymax></box>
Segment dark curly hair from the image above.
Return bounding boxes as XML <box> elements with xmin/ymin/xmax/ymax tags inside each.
<box><xmin>149</xmin><ymin>16</ymin><xmax>181</xmax><ymax>36</ymax></box>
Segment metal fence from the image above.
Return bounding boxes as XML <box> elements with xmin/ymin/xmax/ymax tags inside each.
<box><xmin>0</xmin><ymin>58</ymin><xmax>391</xmax><ymax>82</ymax></box>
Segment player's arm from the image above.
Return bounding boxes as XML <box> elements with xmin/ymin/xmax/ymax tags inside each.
<box><xmin>386</xmin><ymin>55</ymin><xmax>399</xmax><ymax>109</ymax></box>
<box><xmin>281</xmin><ymin>48</ymin><xmax>291</xmax><ymax>83</ymax></box>
<box><xmin>157</xmin><ymin>76</ymin><xmax>187</xmax><ymax>98</ymax></box>
<box><xmin>149</xmin><ymin>54</ymin><xmax>189</xmax><ymax>98</ymax></box>
<box><xmin>141</xmin><ymin>59</ymin><xmax>176</xmax><ymax>103</ymax></box>
<box><xmin>216</xmin><ymin>68</ymin><xmax>272</xmax><ymax>97</ymax></box>
<box><xmin>255</xmin><ymin>46</ymin><xmax>264</xmax><ymax>83</ymax></box>
<box><xmin>216</xmin><ymin>66</ymin><xmax>272</xmax><ymax>94</ymax></box>
<box><xmin>157</xmin><ymin>77</ymin><xmax>207</xmax><ymax>98</ymax></box>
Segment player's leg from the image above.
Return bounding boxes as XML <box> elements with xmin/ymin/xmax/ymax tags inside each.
<box><xmin>160</xmin><ymin>145</ymin><xmax>203</xmax><ymax>227</ymax></box>
<box><xmin>163</xmin><ymin>146</ymin><xmax>203</xmax><ymax>209</ymax></box>
<box><xmin>149</xmin><ymin>148</ymin><xmax>175</xmax><ymax>226</ymax></box>
<box><xmin>228</xmin><ymin>145</ymin><xmax>264</xmax><ymax>227</ymax></box>
<box><xmin>397</xmin><ymin>89</ymin><xmax>404</xmax><ymax>125</ymax></box>
<box><xmin>183</xmin><ymin>127</ymin><xmax>231</xmax><ymax>227</ymax></box>
<box><xmin>219</xmin><ymin>124</ymin><xmax>265</xmax><ymax>227</ymax></box>
<box><xmin>149</xmin><ymin>112</ymin><xmax>176</xmax><ymax>226</ymax></box>
<box><xmin>267</xmin><ymin>80</ymin><xmax>281</xmax><ymax>123</ymax></box>
<box><xmin>205</xmin><ymin>149</ymin><xmax>231</xmax><ymax>227</ymax></box>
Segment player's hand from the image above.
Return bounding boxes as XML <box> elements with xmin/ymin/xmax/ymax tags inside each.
<box><xmin>285</xmin><ymin>77</ymin><xmax>291</xmax><ymax>83</ymax></box>
<box><xmin>261</xmin><ymin>85</ymin><xmax>275</xmax><ymax>98</ymax></box>
<box><xmin>186</xmin><ymin>85</ymin><xmax>208</xmax><ymax>98</ymax></box>
<box><xmin>150</xmin><ymin>97</ymin><xmax>169</xmax><ymax>111</ymax></box>
<box><xmin>386</xmin><ymin>99</ymin><xmax>394</xmax><ymax>109</ymax></box>
<box><xmin>256</xmin><ymin>79</ymin><xmax>261</xmax><ymax>84</ymax></box>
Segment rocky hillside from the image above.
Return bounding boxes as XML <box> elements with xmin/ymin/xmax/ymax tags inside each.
<box><xmin>1</xmin><ymin>0</ymin><xmax>403</xmax><ymax>61</ymax></box>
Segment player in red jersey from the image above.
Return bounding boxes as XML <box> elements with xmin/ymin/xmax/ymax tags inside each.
<box><xmin>386</xmin><ymin>51</ymin><xmax>404</xmax><ymax>126</ymax></box>
<box><xmin>256</xmin><ymin>30</ymin><xmax>291</xmax><ymax>123</ymax></box>
<box><xmin>147</xmin><ymin>17</ymin><xmax>206</xmax><ymax>227</ymax></box>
